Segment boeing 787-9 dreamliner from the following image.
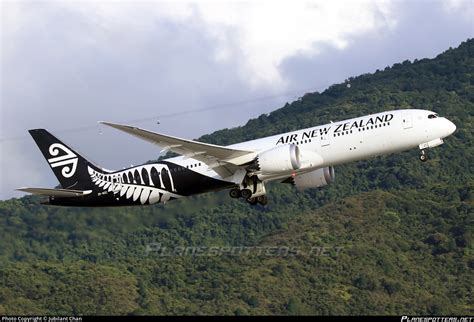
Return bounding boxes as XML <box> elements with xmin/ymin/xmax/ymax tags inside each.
<box><xmin>18</xmin><ymin>109</ymin><xmax>456</xmax><ymax>206</ymax></box>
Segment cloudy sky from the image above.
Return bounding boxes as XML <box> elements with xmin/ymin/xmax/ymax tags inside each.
<box><xmin>1</xmin><ymin>0</ymin><xmax>472</xmax><ymax>200</ymax></box>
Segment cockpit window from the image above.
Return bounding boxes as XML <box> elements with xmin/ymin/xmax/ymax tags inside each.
<box><xmin>428</xmin><ymin>114</ymin><xmax>439</xmax><ymax>119</ymax></box>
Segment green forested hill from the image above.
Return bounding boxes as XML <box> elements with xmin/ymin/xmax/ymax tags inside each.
<box><xmin>0</xmin><ymin>39</ymin><xmax>472</xmax><ymax>315</ymax></box>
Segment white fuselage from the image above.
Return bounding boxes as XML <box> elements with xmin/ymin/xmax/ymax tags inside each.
<box><xmin>167</xmin><ymin>109</ymin><xmax>456</xmax><ymax>183</ymax></box>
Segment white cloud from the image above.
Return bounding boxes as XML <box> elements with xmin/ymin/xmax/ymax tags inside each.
<box><xmin>166</xmin><ymin>0</ymin><xmax>398</xmax><ymax>88</ymax></box>
<box><xmin>442</xmin><ymin>0</ymin><xmax>474</xmax><ymax>20</ymax></box>
<box><xmin>2</xmin><ymin>0</ymin><xmax>397</xmax><ymax>89</ymax></box>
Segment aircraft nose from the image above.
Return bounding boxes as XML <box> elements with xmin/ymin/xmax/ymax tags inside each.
<box><xmin>445</xmin><ymin>119</ymin><xmax>456</xmax><ymax>136</ymax></box>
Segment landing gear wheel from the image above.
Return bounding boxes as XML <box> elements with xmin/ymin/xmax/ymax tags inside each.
<box><xmin>419</xmin><ymin>149</ymin><xmax>428</xmax><ymax>162</ymax></box>
<box><xmin>257</xmin><ymin>195</ymin><xmax>268</xmax><ymax>205</ymax></box>
<box><xmin>241</xmin><ymin>189</ymin><xmax>253</xmax><ymax>199</ymax></box>
<box><xmin>247</xmin><ymin>197</ymin><xmax>258</xmax><ymax>205</ymax></box>
<box><xmin>229</xmin><ymin>188</ymin><xmax>241</xmax><ymax>199</ymax></box>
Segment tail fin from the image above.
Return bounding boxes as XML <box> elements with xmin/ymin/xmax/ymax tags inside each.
<box><xmin>28</xmin><ymin>129</ymin><xmax>108</xmax><ymax>190</ymax></box>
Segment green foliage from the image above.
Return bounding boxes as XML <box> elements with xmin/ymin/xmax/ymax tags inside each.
<box><xmin>0</xmin><ymin>39</ymin><xmax>473</xmax><ymax>315</ymax></box>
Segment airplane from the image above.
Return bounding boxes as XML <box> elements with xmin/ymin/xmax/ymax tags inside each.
<box><xmin>17</xmin><ymin>109</ymin><xmax>456</xmax><ymax>207</ymax></box>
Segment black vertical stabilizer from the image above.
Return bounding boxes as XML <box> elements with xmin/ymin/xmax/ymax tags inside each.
<box><xmin>28</xmin><ymin>129</ymin><xmax>107</xmax><ymax>190</ymax></box>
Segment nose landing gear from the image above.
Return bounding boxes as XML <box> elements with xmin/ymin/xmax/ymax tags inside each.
<box><xmin>419</xmin><ymin>149</ymin><xmax>428</xmax><ymax>162</ymax></box>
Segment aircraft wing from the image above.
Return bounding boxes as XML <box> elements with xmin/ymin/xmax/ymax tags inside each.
<box><xmin>17</xmin><ymin>187</ymin><xmax>92</xmax><ymax>197</ymax></box>
<box><xmin>100</xmin><ymin>122</ymin><xmax>257</xmax><ymax>177</ymax></box>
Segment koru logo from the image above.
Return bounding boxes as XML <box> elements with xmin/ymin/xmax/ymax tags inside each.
<box><xmin>47</xmin><ymin>143</ymin><xmax>78</xmax><ymax>178</ymax></box>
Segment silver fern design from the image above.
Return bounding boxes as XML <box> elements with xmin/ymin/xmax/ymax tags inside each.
<box><xmin>88</xmin><ymin>165</ymin><xmax>181</xmax><ymax>205</ymax></box>
<box><xmin>48</xmin><ymin>143</ymin><xmax>78</xmax><ymax>178</ymax></box>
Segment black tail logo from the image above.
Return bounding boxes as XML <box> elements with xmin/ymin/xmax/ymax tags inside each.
<box><xmin>28</xmin><ymin>128</ymin><xmax>105</xmax><ymax>190</ymax></box>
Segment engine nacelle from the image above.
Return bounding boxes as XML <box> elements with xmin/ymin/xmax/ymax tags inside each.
<box><xmin>256</xmin><ymin>144</ymin><xmax>301</xmax><ymax>173</ymax></box>
<box><xmin>293</xmin><ymin>166</ymin><xmax>335</xmax><ymax>190</ymax></box>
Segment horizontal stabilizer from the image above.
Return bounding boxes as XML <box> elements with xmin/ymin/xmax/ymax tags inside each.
<box><xmin>16</xmin><ymin>187</ymin><xmax>92</xmax><ymax>198</ymax></box>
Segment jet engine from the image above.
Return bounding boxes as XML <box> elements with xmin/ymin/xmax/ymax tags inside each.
<box><xmin>256</xmin><ymin>144</ymin><xmax>301</xmax><ymax>173</ymax></box>
<box><xmin>291</xmin><ymin>166</ymin><xmax>335</xmax><ymax>190</ymax></box>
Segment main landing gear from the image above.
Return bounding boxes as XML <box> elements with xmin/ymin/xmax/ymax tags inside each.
<box><xmin>229</xmin><ymin>185</ymin><xmax>268</xmax><ymax>206</ymax></box>
<box><xmin>229</xmin><ymin>188</ymin><xmax>241</xmax><ymax>199</ymax></box>
<box><xmin>247</xmin><ymin>195</ymin><xmax>268</xmax><ymax>206</ymax></box>
<box><xmin>419</xmin><ymin>149</ymin><xmax>428</xmax><ymax>162</ymax></box>
<box><xmin>229</xmin><ymin>173</ymin><xmax>268</xmax><ymax>206</ymax></box>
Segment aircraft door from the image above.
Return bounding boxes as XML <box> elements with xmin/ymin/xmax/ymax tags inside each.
<box><xmin>402</xmin><ymin>112</ymin><xmax>413</xmax><ymax>129</ymax></box>
<box><xmin>320</xmin><ymin>130</ymin><xmax>330</xmax><ymax>147</ymax></box>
